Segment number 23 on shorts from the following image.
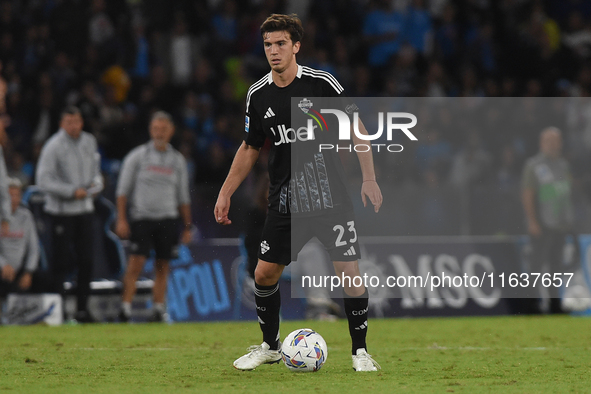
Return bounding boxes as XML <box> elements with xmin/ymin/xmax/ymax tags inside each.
<box><xmin>333</xmin><ymin>221</ymin><xmax>357</xmax><ymax>247</ymax></box>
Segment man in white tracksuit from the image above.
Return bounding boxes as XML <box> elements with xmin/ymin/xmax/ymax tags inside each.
<box><xmin>115</xmin><ymin>111</ymin><xmax>192</xmax><ymax>322</ymax></box>
<box><xmin>35</xmin><ymin>106</ymin><xmax>103</xmax><ymax>323</ymax></box>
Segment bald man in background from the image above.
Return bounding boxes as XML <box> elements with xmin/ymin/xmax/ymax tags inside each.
<box><xmin>115</xmin><ymin>111</ymin><xmax>191</xmax><ymax>323</ymax></box>
<box><xmin>522</xmin><ymin>127</ymin><xmax>575</xmax><ymax>314</ymax></box>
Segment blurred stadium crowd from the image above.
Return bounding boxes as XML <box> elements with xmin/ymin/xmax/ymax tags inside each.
<box><xmin>1</xmin><ymin>0</ymin><xmax>591</xmax><ymax>236</ymax></box>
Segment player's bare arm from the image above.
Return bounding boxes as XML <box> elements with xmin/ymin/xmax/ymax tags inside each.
<box><xmin>214</xmin><ymin>141</ymin><xmax>261</xmax><ymax>225</ymax></box>
<box><xmin>351</xmin><ymin>118</ymin><xmax>383</xmax><ymax>213</ymax></box>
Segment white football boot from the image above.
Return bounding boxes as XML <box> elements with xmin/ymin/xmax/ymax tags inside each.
<box><xmin>233</xmin><ymin>342</ymin><xmax>282</xmax><ymax>370</ymax></box>
<box><xmin>352</xmin><ymin>348</ymin><xmax>381</xmax><ymax>372</ymax></box>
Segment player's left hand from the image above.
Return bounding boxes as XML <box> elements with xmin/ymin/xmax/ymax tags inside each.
<box><xmin>361</xmin><ymin>180</ymin><xmax>383</xmax><ymax>213</ymax></box>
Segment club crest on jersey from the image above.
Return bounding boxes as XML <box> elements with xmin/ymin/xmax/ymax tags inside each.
<box><xmin>298</xmin><ymin>98</ymin><xmax>328</xmax><ymax>132</ymax></box>
<box><xmin>298</xmin><ymin>98</ymin><xmax>313</xmax><ymax>114</ymax></box>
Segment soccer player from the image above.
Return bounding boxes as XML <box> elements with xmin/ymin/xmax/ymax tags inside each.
<box><xmin>115</xmin><ymin>111</ymin><xmax>192</xmax><ymax>322</ymax></box>
<box><xmin>214</xmin><ymin>14</ymin><xmax>383</xmax><ymax>371</ymax></box>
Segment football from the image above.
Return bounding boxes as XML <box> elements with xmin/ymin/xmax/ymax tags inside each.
<box><xmin>281</xmin><ymin>328</ymin><xmax>328</xmax><ymax>372</ymax></box>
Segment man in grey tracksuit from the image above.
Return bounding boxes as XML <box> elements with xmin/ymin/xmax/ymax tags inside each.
<box><xmin>115</xmin><ymin>111</ymin><xmax>192</xmax><ymax>322</ymax></box>
<box><xmin>0</xmin><ymin>178</ymin><xmax>40</xmax><ymax>295</ymax></box>
<box><xmin>35</xmin><ymin>106</ymin><xmax>103</xmax><ymax>323</ymax></box>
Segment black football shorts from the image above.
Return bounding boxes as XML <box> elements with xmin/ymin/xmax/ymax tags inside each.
<box><xmin>129</xmin><ymin>218</ymin><xmax>180</xmax><ymax>260</ymax></box>
<box><xmin>257</xmin><ymin>209</ymin><xmax>360</xmax><ymax>265</ymax></box>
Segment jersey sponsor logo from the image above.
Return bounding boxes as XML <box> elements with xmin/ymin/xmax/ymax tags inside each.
<box><xmin>270</xmin><ymin>123</ymin><xmax>318</xmax><ymax>146</ymax></box>
<box><xmin>260</xmin><ymin>240</ymin><xmax>270</xmax><ymax>254</ymax></box>
<box><xmin>263</xmin><ymin>107</ymin><xmax>275</xmax><ymax>119</ymax></box>
<box><xmin>245</xmin><ymin>115</ymin><xmax>250</xmax><ymax>133</ymax></box>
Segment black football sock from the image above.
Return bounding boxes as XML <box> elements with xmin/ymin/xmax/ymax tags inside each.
<box><xmin>254</xmin><ymin>281</ymin><xmax>281</xmax><ymax>350</ymax></box>
<box><xmin>344</xmin><ymin>289</ymin><xmax>369</xmax><ymax>355</ymax></box>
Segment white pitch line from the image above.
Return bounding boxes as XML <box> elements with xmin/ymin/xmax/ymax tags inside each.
<box><xmin>399</xmin><ymin>347</ymin><xmax>555</xmax><ymax>351</ymax></box>
<box><xmin>19</xmin><ymin>347</ymin><xmax>194</xmax><ymax>351</ymax></box>
<box><xmin>17</xmin><ymin>346</ymin><xmax>565</xmax><ymax>352</ymax></box>
<box><xmin>79</xmin><ymin>347</ymin><xmax>178</xmax><ymax>351</ymax></box>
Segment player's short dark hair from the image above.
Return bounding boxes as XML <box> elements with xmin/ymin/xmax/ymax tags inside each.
<box><xmin>260</xmin><ymin>14</ymin><xmax>304</xmax><ymax>43</ymax></box>
<box><xmin>60</xmin><ymin>106</ymin><xmax>82</xmax><ymax>120</ymax></box>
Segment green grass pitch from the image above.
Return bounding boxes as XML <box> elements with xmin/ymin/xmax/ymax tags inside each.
<box><xmin>1</xmin><ymin>316</ymin><xmax>590</xmax><ymax>393</ymax></box>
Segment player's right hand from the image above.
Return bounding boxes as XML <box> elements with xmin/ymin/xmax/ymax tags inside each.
<box><xmin>115</xmin><ymin>219</ymin><xmax>130</xmax><ymax>239</ymax></box>
<box><xmin>361</xmin><ymin>180</ymin><xmax>383</xmax><ymax>213</ymax></box>
<box><xmin>214</xmin><ymin>195</ymin><xmax>232</xmax><ymax>225</ymax></box>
